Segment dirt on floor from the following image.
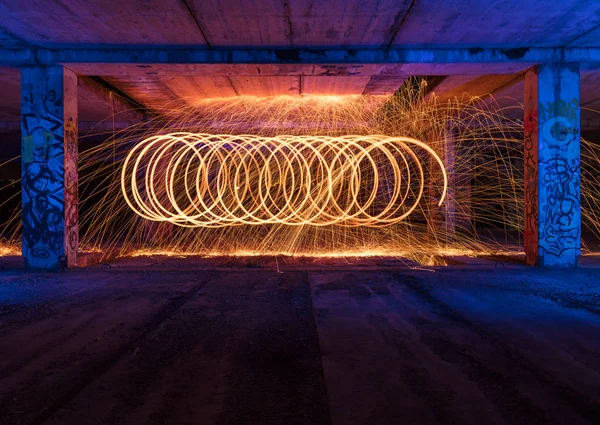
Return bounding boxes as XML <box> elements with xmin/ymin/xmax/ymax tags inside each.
<box><xmin>0</xmin><ymin>254</ymin><xmax>599</xmax><ymax>425</ymax></box>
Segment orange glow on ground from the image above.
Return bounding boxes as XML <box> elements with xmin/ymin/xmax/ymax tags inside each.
<box><xmin>0</xmin><ymin>244</ymin><xmax>19</xmax><ymax>256</ymax></box>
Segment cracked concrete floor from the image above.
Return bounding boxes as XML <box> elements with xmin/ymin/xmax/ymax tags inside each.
<box><xmin>0</xmin><ymin>255</ymin><xmax>599</xmax><ymax>425</ymax></box>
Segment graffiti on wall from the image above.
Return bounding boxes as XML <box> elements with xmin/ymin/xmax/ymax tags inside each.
<box><xmin>539</xmin><ymin>99</ymin><xmax>579</xmax><ymax>149</ymax></box>
<box><xmin>539</xmin><ymin>155</ymin><xmax>580</xmax><ymax>257</ymax></box>
<box><xmin>64</xmin><ymin>115</ymin><xmax>78</xmax><ymax>263</ymax></box>
<box><xmin>538</xmin><ymin>98</ymin><xmax>580</xmax><ymax>261</ymax></box>
<box><xmin>523</xmin><ymin>105</ymin><xmax>538</xmax><ymax>265</ymax></box>
<box><xmin>21</xmin><ymin>75</ymin><xmax>78</xmax><ymax>270</ymax></box>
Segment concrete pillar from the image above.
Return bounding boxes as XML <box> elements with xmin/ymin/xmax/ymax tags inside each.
<box><xmin>142</xmin><ymin>144</ymin><xmax>174</xmax><ymax>247</ymax></box>
<box><xmin>427</xmin><ymin>133</ymin><xmax>442</xmax><ymax>241</ymax></box>
<box><xmin>524</xmin><ymin>64</ymin><xmax>580</xmax><ymax>267</ymax></box>
<box><xmin>455</xmin><ymin>143</ymin><xmax>472</xmax><ymax>234</ymax></box>
<box><xmin>428</xmin><ymin>124</ymin><xmax>456</xmax><ymax>243</ymax></box>
<box><xmin>441</xmin><ymin>124</ymin><xmax>456</xmax><ymax>240</ymax></box>
<box><xmin>21</xmin><ymin>66</ymin><xmax>78</xmax><ymax>270</ymax></box>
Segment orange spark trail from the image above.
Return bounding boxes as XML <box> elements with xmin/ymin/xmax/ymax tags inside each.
<box><xmin>121</xmin><ymin>133</ymin><xmax>448</xmax><ymax>228</ymax></box>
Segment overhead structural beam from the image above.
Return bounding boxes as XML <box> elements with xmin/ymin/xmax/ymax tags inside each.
<box><xmin>78</xmin><ymin>76</ymin><xmax>148</xmax><ymax>122</ymax></box>
<box><xmin>1</xmin><ymin>47</ymin><xmax>600</xmax><ymax>66</ymax></box>
<box><xmin>0</xmin><ymin>120</ymin><xmax>139</xmax><ymax>133</ymax></box>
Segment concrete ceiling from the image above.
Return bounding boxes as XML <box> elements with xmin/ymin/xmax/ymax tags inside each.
<box><xmin>0</xmin><ymin>0</ymin><xmax>599</xmax><ymax>126</ymax></box>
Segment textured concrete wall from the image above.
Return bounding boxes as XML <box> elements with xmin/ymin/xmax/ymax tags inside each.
<box><xmin>427</xmin><ymin>125</ymin><xmax>456</xmax><ymax>243</ymax></box>
<box><xmin>21</xmin><ymin>66</ymin><xmax>78</xmax><ymax>270</ymax></box>
<box><xmin>441</xmin><ymin>125</ymin><xmax>456</xmax><ymax>239</ymax></box>
<box><xmin>524</xmin><ymin>64</ymin><xmax>580</xmax><ymax>267</ymax></box>
<box><xmin>524</xmin><ymin>69</ymin><xmax>539</xmax><ymax>265</ymax></box>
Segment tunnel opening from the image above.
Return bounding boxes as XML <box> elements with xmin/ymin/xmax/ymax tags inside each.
<box><xmin>1</xmin><ymin>84</ymin><xmax>600</xmax><ymax>266</ymax></box>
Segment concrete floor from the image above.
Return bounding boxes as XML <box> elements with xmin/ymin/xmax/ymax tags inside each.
<box><xmin>0</xmin><ymin>255</ymin><xmax>599</xmax><ymax>425</ymax></box>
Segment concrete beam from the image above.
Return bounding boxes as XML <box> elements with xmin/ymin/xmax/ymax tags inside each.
<box><xmin>524</xmin><ymin>64</ymin><xmax>581</xmax><ymax>267</ymax></box>
<box><xmin>0</xmin><ymin>120</ymin><xmax>138</xmax><ymax>133</ymax></box>
<box><xmin>1</xmin><ymin>47</ymin><xmax>600</xmax><ymax>66</ymax></box>
<box><xmin>78</xmin><ymin>76</ymin><xmax>147</xmax><ymax>122</ymax></box>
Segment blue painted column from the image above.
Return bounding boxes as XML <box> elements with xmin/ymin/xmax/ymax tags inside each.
<box><xmin>524</xmin><ymin>64</ymin><xmax>580</xmax><ymax>267</ymax></box>
<box><xmin>21</xmin><ymin>66</ymin><xmax>78</xmax><ymax>270</ymax></box>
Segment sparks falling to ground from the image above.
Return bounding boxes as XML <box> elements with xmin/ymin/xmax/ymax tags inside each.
<box><xmin>1</xmin><ymin>80</ymin><xmax>599</xmax><ymax>264</ymax></box>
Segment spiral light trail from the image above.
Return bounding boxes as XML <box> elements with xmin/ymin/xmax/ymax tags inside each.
<box><xmin>121</xmin><ymin>133</ymin><xmax>448</xmax><ymax>228</ymax></box>
<box><xmin>1</xmin><ymin>91</ymin><xmax>599</xmax><ymax>264</ymax></box>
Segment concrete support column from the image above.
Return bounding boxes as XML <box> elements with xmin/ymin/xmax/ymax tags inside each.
<box><xmin>455</xmin><ymin>143</ymin><xmax>472</xmax><ymax>234</ymax></box>
<box><xmin>427</xmin><ymin>133</ymin><xmax>441</xmax><ymax>241</ymax></box>
<box><xmin>441</xmin><ymin>124</ymin><xmax>456</xmax><ymax>239</ymax></box>
<box><xmin>428</xmin><ymin>124</ymin><xmax>456</xmax><ymax>243</ymax></box>
<box><xmin>21</xmin><ymin>66</ymin><xmax>78</xmax><ymax>270</ymax></box>
<box><xmin>141</xmin><ymin>144</ymin><xmax>174</xmax><ymax>247</ymax></box>
<box><xmin>524</xmin><ymin>64</ymin><xmax>580</xmax><ymax>267</ymax></box>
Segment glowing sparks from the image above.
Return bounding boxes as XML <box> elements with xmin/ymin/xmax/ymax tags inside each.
<box><xmin>0</xmin><ymin>242</ymin><xmax>19</xmax><ymax>256</ymax></box>
<box><xmin>121</xmin><ymin>133</ymin><xmax>447</xmax><ymax>228</ymax></box>
<box><xmin>0</xmin><ymin>87</ymin><xmax>598</xmax><ymax>265</ymax></box>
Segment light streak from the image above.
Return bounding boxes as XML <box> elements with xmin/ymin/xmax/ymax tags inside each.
<box><xmin>121</xmin><ymin>133</ymin><xmax>447</xmax><ymax>228</ymax></box>
<box><xmin>0</xmin><ymin>242</ymin><xmax>19</xmax><ymax>256</ymax></box>
<box><xmin>0</xmin><ymin>89</ymin><xmax>598</xmax><ymax>264</ymax></box>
